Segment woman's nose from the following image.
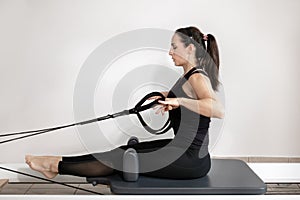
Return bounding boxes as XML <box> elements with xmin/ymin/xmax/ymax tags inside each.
<box><xmin>169</xmin><ymin>49</ymin><xmax>173</xmax><ymax>55</ymax></box>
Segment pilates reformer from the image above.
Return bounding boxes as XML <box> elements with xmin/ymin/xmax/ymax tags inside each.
<box><xmin>87</xmin><ymin>137</ymin><xmax>267</xmax><ymax>195</ymax></box>
<box><xmin>0</xmin><ymin>92</ymin><xmax>267</xmax><ymax>195</ymax></box>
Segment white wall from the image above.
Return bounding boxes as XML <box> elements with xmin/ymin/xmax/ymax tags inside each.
<box><xmin>0</xmin><ymin>0</ymin><xmax>299</xmax><ymax>162</ymax></box>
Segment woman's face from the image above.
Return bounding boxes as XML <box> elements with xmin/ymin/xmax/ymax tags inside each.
<box><xmin>169</xmin><ymin>33</ymin><xmax>190</xmax><ymax>66</ymax></box>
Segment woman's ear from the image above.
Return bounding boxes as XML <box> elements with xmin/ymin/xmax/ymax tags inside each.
<box><xmin>187</xmin><ymin>43</ymin><xmax>196</xmax><ymax>54</ymax></box>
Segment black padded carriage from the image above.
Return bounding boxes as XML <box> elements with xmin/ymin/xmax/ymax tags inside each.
<box><xmin>87</xmin><ymin>152</ymin><xmax>266</xmax><ymax>195</ymax></box>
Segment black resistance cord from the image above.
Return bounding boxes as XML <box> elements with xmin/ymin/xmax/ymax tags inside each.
<box><xmin>0</xmin><ymin>92</ymin><xmax>171</xmax><ymax>195</ymax></box>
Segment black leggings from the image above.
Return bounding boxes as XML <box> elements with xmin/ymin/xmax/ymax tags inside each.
<box><xmin>58</xmin><ymin>139</ymin><xmax>211</xmax><ymax>179</ymax></box>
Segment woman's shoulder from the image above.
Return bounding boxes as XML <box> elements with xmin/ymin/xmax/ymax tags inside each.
<box><xmin>188</xmin><ymin>70</ymin><xmax>214</xmax><ymax>95</ymax></box>
<box><xmin>188</xmin><ymin>70</ymin><xmax>209</xmax><ymax>83</ymax></box>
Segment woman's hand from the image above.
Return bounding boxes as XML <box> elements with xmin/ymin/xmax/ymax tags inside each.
<box><xmin>147</xmin><ymin>95</ymin><xmax>163</xmax><ymax>100</ymax></box>
<box><xmin>147</xmin><ymin>91</ymin><xmax>168</xmax><ymax>101</ymax></box>
<box><xmin>153</xmin><ymin>98</ymin><xmax>180</xmax><ymax>116</ymax></box>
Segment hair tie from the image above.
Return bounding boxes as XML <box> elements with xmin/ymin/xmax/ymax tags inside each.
<box><xmin>203</xmin><ymin>34</ymin><xmax>208</xmax><ymax>41</ymax></box>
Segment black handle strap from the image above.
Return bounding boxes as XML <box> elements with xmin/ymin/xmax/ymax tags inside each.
<box><xmin>129</xmin><ymin>92</ymin><xmax>172</xmax><ymax>135</ymax></box>
<box><xmin>129</xmin><ymin>92</ymin><xmax>164</xmax><ymax>113</ymax></box>
<box><xmin>0</xmin><ymin>92</ymin><xmax>172</xmax><ymax>144</ymax></box>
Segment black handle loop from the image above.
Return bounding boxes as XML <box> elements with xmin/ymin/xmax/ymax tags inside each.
<box><xmin>0</xmin><ymin>92</ymin><xmax>172</xmax><ymax>144</ymax></box>
<box><xmin>129</xmin><ymin>92</ymin><xmax>172</xmax><ymax>135</ymax></box>
<box><xmin>129</xmin><ymin>91</ymin><xmax>164</xmax><ymax>113</ymax></box>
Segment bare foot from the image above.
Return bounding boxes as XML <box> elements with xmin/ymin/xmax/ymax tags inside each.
<box><xmin>25</xmin><ymin>155</ymin><xmax>61</xmax><ymax>179</ymax></box>
<box><xmin>40</xmin><ymin>171</ymin><xmax>58</xmax><ymax>179</ymax></box>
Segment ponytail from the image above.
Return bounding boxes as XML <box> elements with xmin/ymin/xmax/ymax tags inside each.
<box><xmin>205</xmin><ymin>34</ymin><xmax>220</xmax><ymax>91</ymax></box>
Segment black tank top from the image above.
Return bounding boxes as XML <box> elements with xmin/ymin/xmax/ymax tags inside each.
<box><xmin>167</xmin><ymin>67</ymin><xmax>211</xmax><ymax>150</ymax></box>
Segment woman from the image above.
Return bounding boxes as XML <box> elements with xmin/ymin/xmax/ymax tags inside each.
<box><xmin>25</xmin><ymin>26</ymin><xmax>224</xmax><ymax>180</ymax></box>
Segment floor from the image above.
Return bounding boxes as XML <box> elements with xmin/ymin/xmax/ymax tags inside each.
<box><xmin>0</xmin><ymin>182</ymin><xmax>112</xmax><ymax>195</ymax></box>
<box><xmin>266</xmin><ymin>183</ymin><xmax>300</xmax><ymax>195</ymax></box>
<box><xmin>0</xmin><ymin>182</ymin><xmax>300</xmax><ymax>195</ymax></box>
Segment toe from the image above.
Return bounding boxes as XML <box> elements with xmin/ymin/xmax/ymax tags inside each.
<box><xmin>25</xmin><ymin>155</ymin><xmax>31</xmax><ymax>161</ymax></box>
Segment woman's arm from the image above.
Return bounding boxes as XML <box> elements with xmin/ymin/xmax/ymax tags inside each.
<box><xmin>178</xmin><ymin>97</ymin><xmax>224</xmax><ymax>118</ymax></box>
<box><xmin>158</xmin><ymin>74</ymin><xmax>224</xmax><ymax>119</ymax></box>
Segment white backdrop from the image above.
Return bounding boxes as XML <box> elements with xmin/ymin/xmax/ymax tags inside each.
<box><xmin>0</xmin><ymin>0</ymin><xmax>299</xmax><ymax>162</ymax></box>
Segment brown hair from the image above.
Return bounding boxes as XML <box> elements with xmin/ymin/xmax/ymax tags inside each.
<box><xmin>175</xmin><ymin>26</ymin><xmax>220</xmax><ymax>91</ymax></box>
